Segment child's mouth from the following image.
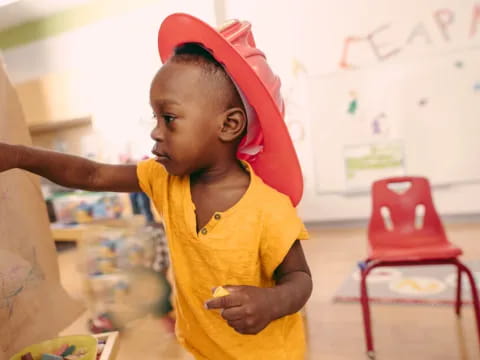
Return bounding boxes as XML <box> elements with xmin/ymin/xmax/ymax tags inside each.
<box><xmin>152</xmin><ymin>150</ymin><xmax>170</xmax><ymax>163</ymax></box>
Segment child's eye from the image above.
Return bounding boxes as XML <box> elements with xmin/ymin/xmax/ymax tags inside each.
<box><xmin>163</xmin><ymin>115</ymin><xmax>176</xmax><ymax>124</ymax></box>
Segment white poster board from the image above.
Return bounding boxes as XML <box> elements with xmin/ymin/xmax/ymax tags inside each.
<box><xmin>310</xmin><ymin>48</ymin><xmax>480</xmax><ymax>192</ymax></box>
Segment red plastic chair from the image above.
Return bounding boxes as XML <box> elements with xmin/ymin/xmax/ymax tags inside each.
<box><xmin>360</xmin><ymin>176</ymin><xmax>480</xmax><ymax>359</ymax></box>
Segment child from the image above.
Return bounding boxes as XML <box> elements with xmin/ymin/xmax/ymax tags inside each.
<box><xmin>0</xmin><ymin>13</ymin><xmax>312</xmax><ymax>359</ymax></box>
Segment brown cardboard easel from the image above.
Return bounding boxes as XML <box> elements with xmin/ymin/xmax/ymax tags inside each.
<box><xmin>0</xmin><ymin>57</ymin><xmax>84</xmax><ymax>359</ymax></box>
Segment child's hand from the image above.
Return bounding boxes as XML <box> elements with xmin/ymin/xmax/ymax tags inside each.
<box><xmin>205</xmin><ymin>285</ymin><xmax>276</xmax><ymax>335</ymax></box>
<box><xmin>0</xmin><ymin>143</ymin><xmax>19</xmax><ymax>173</ymax></box>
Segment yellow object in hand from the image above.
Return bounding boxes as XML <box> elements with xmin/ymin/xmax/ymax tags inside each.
<box><xmin>213</xmin><ymin>286</ymin><xmax>230</xmax><ymax>298</ymax></box>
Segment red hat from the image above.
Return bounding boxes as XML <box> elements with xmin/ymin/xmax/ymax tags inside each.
<box><xmin>158</xmin><ymin>13</ymin><xmax>303</xmax><ymax>206</ymax></box>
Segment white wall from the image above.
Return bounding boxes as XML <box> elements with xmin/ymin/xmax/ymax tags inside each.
<box><xmin>224</xmin><ymin>0</ymin><xmax>480</xmax><ymax>221</ymax></box>
<box><xmin>2</xmin><ymin>0</ymin><xmax>215</xmax><ymax>162</ymax></box>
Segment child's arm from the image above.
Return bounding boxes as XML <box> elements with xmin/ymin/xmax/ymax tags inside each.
<box><xmin>0</xmin><ymin>143</ymin><xmax>141</xmax><ymax>192</ymax></box>
<box><xmin>206</xmin><ymin>240</ymin><xmax>312</xmax><ymax>335</ymax></box>
<box><xmin>270</xmin><ymin>240</ymin><xmax>312</xmax><ymax>317</ymax></box>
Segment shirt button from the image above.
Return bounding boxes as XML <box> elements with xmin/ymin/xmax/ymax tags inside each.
<box><xmin>214</xmin><ymin>214</ymin><xmax>221</xmax><ymax>220</ymax></box>
<box><xmin>201</xmin><ymin>228</ymin><xmax>208</xmax><ymax>235</ymax></box>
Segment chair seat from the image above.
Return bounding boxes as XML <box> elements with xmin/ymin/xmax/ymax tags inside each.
<box><xmin>368</xmin><ymin>242</ymin><xmax>462</xmax><ymax>262</ymax></box>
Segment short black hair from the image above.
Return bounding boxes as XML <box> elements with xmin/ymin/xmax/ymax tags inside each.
<box><xmin>170</xmin><ymin>43</ymin><xmax>243</xmax><ymax>110</ymax></box>
<box><xmin>173</xmin><ymin>43</ymin><xmax>220</xmax><ymax>67</ymax></box>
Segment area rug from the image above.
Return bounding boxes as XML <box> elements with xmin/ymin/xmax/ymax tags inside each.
<box><xmin>333</xmin><ymin>261</ymin><xmax>480</xmax><ymax>306</ymax></box>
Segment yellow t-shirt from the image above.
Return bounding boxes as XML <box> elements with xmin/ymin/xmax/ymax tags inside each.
<box><xmin>137</xmin><ymin>159</ymin><xmax>309</xmax><ymax>360</ymax></box>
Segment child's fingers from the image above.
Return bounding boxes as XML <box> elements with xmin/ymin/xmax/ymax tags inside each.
<box><xmin>227</xmin><ymin>319</ymin><xmax>245</xmax><ymax>333</ymax></box>
<box><xmin>205</xmin><ymin>293</ymin><xmax>242</xmax><ymax>310</ymax></box>
<box><xmin>221</xmin><ymin>306</ymin><xmax>244</xmax><ymax>321</ymax></box>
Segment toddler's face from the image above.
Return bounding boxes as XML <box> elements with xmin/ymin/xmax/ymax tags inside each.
<box><xmin>149</xmin><ymin>62</ymin><xmax>226</xmax><ymax>176</ymax></box>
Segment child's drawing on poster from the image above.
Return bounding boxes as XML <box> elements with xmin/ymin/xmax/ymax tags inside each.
<box><xmin>0</xmin><ymin>187</ymin><xmax>45</xmax><ymax>317</ymax></box>
<box><xmin>344</xmin><ymin>142</ymin><xmax>405</xmax><ymax>191</ymax></box>
<box><xmin>0</xmin><ymin>58</ymin><xmax>83</xmax><ymax>359</ymax></box>
<box><xmin>0</xmin><ymin>248</ymin><xmax>44</xmax><ymax>316</ymax></box>
<box><xmin>308</xmin><ymin>1</ymin><xmax>480</xmax><ymax>193</ymax></box>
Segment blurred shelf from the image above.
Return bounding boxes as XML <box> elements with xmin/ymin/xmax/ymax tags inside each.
<box><xmin>51</xmin><ymin>223</ymin><xmax>87</xmax><ymax>242</ymax></box>
<box><xmin>50</xmin><ymin>215</ymin><xmax>146</xmax><ymax>242</ymax></box>
<box><xmin>29</xmin><ymin>116</ymin><xmax>92</xmax><ymax>135</ymax></box>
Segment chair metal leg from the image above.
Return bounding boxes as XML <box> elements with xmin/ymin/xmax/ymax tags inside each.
<box><xmin>360</xmin><ymin>266</ymin><xmax>375</xmax><ymax>357</ymax></box>
<box><xmin>455</xmin><ymin>264</ymin><xmax>463</xmax><ymax>316</ymax></box>
<box><xmin>358</xmin><ymin>259</ymin><xmax>476</xmax><ymax>357</ymax></box>
<box><xmin>457</xmin><ymin>261</ymin><xmax>480</xmax><ymax>348</ymax></box>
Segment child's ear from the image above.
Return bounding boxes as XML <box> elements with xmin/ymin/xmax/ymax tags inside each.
<box><xmin>218</xmin><ymin>107</ymin><xmax>247</xmax><ymax>142</ymax></box>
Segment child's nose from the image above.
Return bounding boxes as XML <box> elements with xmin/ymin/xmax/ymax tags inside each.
<box><xmin>150</xmin><ymin>125</ymin><xmax>165</xmax><ymax>142</ymax></box>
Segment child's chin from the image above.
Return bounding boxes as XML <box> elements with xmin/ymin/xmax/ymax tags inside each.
<box><xmin>162</xmin><ymin>164</ymin><xmax>187</xmax><ymax>177</ymax></box>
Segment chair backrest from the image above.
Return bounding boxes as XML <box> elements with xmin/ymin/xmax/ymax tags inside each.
<box><xmin>368</xmin><ymin>176</ymin><xmax>447</xmax><ymax>248</ymax></box>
